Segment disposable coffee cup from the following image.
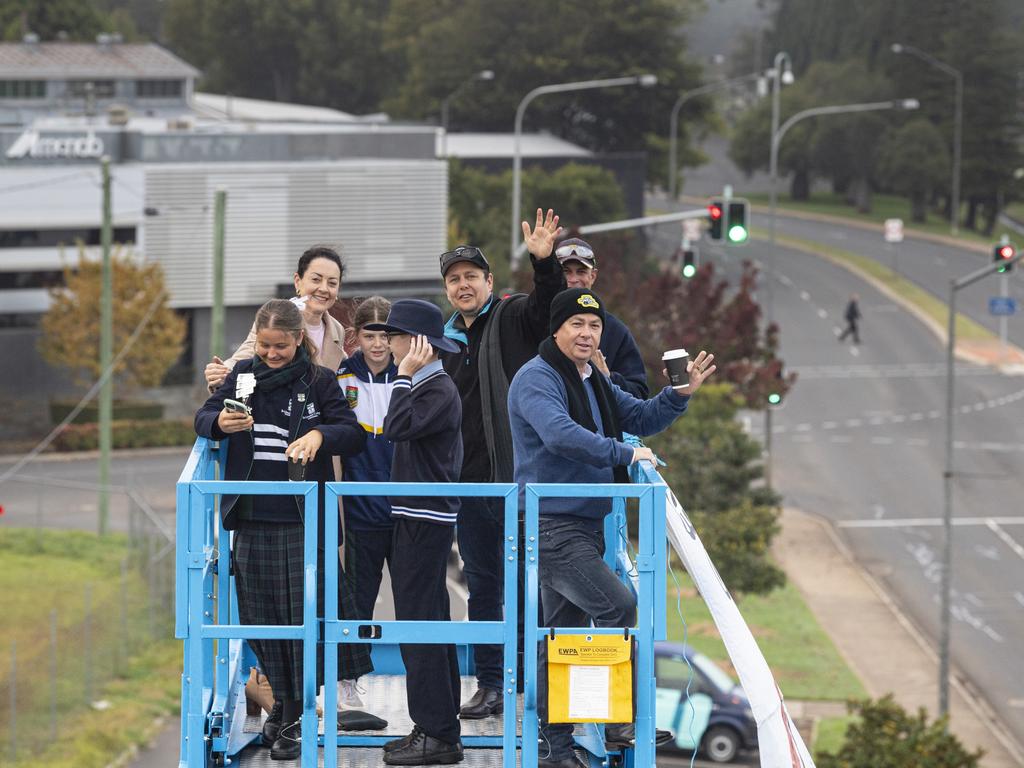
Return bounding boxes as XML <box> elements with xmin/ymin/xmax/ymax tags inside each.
<box><xmin>662</xmin><ymin>348</ymin><xmax>689</xmax><ymax>390</ymax></box>
<box><xmin>287</xmin><ymin>452</ymin><xmax>306</xmax><ymax>482</ymax></box>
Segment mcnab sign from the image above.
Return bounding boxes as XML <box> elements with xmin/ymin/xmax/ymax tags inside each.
<box><xmin>5</xmin><ymin>130</ymin><xmax>105</xmax><ymax>160</ymax></box>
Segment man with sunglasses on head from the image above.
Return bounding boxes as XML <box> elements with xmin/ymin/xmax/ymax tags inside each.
<box><xmin>555</xmin><ymin>237</ymin><xmax>649</xmax><ymax>400</ymax></box>
<box><xmin>439</xmin><ymin>208</ymin><xmax>564</xmax><ymax>720</ymax></box>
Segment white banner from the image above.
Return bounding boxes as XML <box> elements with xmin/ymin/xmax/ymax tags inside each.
<box><xmin>664</xmin><ymin>487</ymin><xmax>816</xmax><ymax>768</ymax></box>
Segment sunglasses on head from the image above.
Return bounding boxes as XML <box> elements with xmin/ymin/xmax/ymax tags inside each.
<box><xmin>554</xmin><ymin>243</ymin><xmax>595</xmax><ymax>261</ymax></box>
<box><xmin>439</xmin><ymin>245</ymin><xmax>484</xmax><ymax>266</ymax></box>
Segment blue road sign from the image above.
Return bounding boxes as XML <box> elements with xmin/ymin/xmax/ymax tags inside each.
<box><xmin>989</xmin><ymin>297</ymin><xmax>1017</xmax><ymax>316</ymax></box>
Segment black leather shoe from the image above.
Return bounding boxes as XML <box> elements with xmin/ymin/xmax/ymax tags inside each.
<box><xmin>270</xmin><ymin>721</ymin><xmax>302</xmax><ymax>761</ymax></box>
<box><xmin>604</xmin><ymin>723</ymin><xmax>674</xmax><ymax>749</ymax></box>
<box><xmin>262</xmin><ymin>700</ymin><xmax>283</xmax><ymax>745</ymax></box>
<box><xmin>538</xmin><ymin>754</ymin><xmax>587</xmax><ymax>768</ymax></box>
<box><xmin>384</xmin><ymin>725</ymin><xmax>422</xmax><ymax>753</ymax></box>
<box><xmin>383</xmin><ymin>729</ymin><xmax>463</xmax><ymax>765</ymax></box>
<box><xmin>459</xmin><ymin>686</ymin><xmax>503</xmax><ymax>719</ymax></box>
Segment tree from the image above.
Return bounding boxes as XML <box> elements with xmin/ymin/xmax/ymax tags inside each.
<box><xmin>382</xmin><ymin>0</ymin><xmax>712</xmax><ymax>172</ymax></box>
<box><xmin>648</xmin><ymin>383</ymin><xmax>785</xmax><ymax>595</ymax></box>
<box><xmin>38</xmin><ymin>246</ymin><xmax>186</xmax><ymax>393</ymax></box>
<box><xmin>817</xmin><ymin>695</ymin><xmax>983</xmax><ymax>767</ymax></box>
<box><xmin>876</xmin><ymin>119</ymin><xmax>950</xmax><ymax>221</ymax></box>
<box><xmin>0</xmin><ymin>0</ymin><xmax>109</xmax><ymax>40</ymax></box>
<box><xmin>592</xmin><ymin>245</ymin><xmax>796</xmax><ymax>409</ymax></box>
<box><xmin>163</xmin><ymin>0</ymin><xmax>395</xmax><ymax>114</ymax></box>
<box><xmin>448</xmin><ymin>160</ymin><xmax>627</xmax><ymax>286</ymax></box>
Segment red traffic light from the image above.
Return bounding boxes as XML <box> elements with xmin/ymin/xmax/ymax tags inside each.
<box><xmin>998</xmin><ymin>245</ymin><xmax>1014</xmax><ymax>260</ymax></box>
<box><xmin>708</xmin><ymin>204</ymin><xmax>723</xmax><ymax>220</ymax></box>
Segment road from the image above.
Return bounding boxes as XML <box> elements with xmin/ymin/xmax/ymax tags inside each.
<box><xmin>647</xmin><ymin>206</ymin><xmax>1024</xmax><ymax>754</ymax></box>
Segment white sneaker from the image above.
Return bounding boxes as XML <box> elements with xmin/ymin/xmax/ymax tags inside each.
<box><xmin>338</xmin><ymin>679</ymin><xmax>365</xmax><ymax>711</ymax></box>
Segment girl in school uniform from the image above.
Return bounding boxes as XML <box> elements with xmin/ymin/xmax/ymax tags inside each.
<box><xmin>335</xmin><ymin>296</ymin><xmax>398</xmax><ymax>706</ymax></box>
<box><xmin>194</xmin><ymin>298</ymin><xmax>370</xmax><ymax>761</ymax></box>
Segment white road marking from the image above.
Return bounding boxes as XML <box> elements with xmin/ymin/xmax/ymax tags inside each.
<box><xmin>965</xmin><ymin>593</ymin><xmax>985</xmax><ymax>608</ymax></box>
<box><xmin>850</xmin><ymin>346</ymin><xmax>860</xmax><ymax>357</ymax></box>
<box><xmin>778</xmin><ymin>274</ymin><xmax>793</xmax><ymax>287</ymax></box>
<box><xmin>871</xmin><ymin>437</ymin><xmax>894</xmax><ymax>445</ymax></box>
<box><xmin>800</xmin><ymin>290</ymin><xmax>810</xmax><ymax>301</ymax></box>
<box><xmin>1014</xmin><ymin>592</ymin><xmax>1024</xmax><ymax>608</ymax></box>
<box><xmin>873</xmin><ymin>505</ymin><xmax>886</xmax><ymax>519</ymax></box>
<box><xmin>974</xmin><ymin>544</ymin><xmax>1000</xmax><ymax>561</ymax></box>
<box><xmin>987</xmin><ymin>520</ymin><xmax>1024</xmax><ymax>562</ymax></box>
<box><xmin>909</xmin><ymin>413</ymin><xmax>923</xmax><ymax>421</ymax></box>
<box><xmin>839</xmin><ymin>516</ymin><xmax>1024</xmax><ymax>528</ymax></box>
<box><xmin>829</xmin><ymin>435</ymin><xmax>852</xmax><ymax>443</ymax></box>
<box><xmin>845</xmin><ymin>419</ymin><xmax>862</xmax><ymax>427</ymax></box>
<box><xmin>817</xmin><ymin>308</ymin><xmax>828</xmax><ymax>319</ymax></box>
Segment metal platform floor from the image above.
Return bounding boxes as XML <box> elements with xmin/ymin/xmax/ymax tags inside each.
<box><xmin>233</xmin><ymin>675</ymin><xmax>559</xmax><ymax>768</ymax></box>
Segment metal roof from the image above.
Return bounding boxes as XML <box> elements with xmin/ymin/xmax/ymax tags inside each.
<box><xmin>192</xmin><ymin>92</ymin><xmax>388</xmax><ymax>124</ymax></box>
<box><xmin>0</xmin><ymin>42</ymin><xmax>200</xmax><ymax>79</ymax></box>
<box><xmin>0</xmin><ymin>165</ymin><xmax>143</xmax><ymax>228</ymax></box>
<box><xmin>442</xmin><ymin>132</ymin><xmax>592</xmax><ymax>159</ymax></box>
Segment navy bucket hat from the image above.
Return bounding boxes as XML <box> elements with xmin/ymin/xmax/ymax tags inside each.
<box><xmin>364</xmin><ymin>299</ymin><xmax>460</xmax><ymax>354</ymax></box>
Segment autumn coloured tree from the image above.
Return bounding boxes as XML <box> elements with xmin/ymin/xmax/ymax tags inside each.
<box><xmin>38</xmin><ymin>247</ymin><xmax>186</xmax><ymax>393</ymax></box>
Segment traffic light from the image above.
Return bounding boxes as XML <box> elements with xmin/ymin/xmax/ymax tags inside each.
<box><xmin>994</xmin><ymin>243</ymin><xmax>1015</xmax><ymax>273</ymax></box>
<box><xmin>682</xmin><ymin>248</ymin><xmax>697</xmax><ymax>278</ymax></box>
<box><xmin>727</xmin><ymin>200</ymin><xmax>749</xmax><ymax>244</ymax></box>
<box><xmin>707</xmin><ymin>200</ymin><xmax>724</xmax><ymax>242</ymax></box>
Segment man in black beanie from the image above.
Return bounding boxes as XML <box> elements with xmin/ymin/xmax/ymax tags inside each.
<box><xmin>508</xmin><ymin>288</ymin><xmax>717</xmax><ymax>768</ymax></box>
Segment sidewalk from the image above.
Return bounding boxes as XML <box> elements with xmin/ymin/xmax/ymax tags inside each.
<box><xmin>773</xmin><ymin>508</ymin><xmax>1024</xmax><ymax>767</ymax></box>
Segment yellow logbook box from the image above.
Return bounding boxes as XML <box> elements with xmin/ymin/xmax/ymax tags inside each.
<box><xmin>546</xmin><ymin>633</ymin><xmax>633</xmax><ymax>724</ymax></box>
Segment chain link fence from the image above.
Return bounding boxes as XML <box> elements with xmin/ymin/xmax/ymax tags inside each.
<box><xmin>0</xmin><ymin>483</ymin><xmax>175</xmax><ymax>763</ymax></box>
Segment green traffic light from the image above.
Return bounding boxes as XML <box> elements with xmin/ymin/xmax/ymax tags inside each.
<box><xmin>728</xmin><ymin>225</ymin><xmax>748</xmax><ymax>243</ymax></box>
<box><xmin>768</xmin><ymin>393</ymin><xmax>781</xmax><ymax>405</ymax></box>
<box><xmin>682</xmin><ymin>264</ymin><xmax>697</xmax><ymax>278</ymax></box>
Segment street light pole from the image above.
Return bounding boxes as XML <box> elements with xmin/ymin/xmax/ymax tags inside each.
<box><xmin>891</xmin><ymin>43</ymin><xmax>963</xmax><ymax>235</ymax></box>
<box><xmin>511</xmin><ymin>74</ymin><xmax>657</xmax><ymax>267</ymax></box>
<box><xmin>766</xmin><ymin>51</ymin><xmax>793</xmax><ymax>329</ymax></box>
<box><xmin>668</xmin><ymin>72</ymin><xmax>763</xmax><ymax>200</ymax></box>
<box><xmin>939</xmin><ymin>248</ymin><xmax>1023</xmax><ymax>716</ymax></box>
<box><xmin>440</xmin><ymin>69</ymin><xmax>494</xmax><ymax>158</ymax></box>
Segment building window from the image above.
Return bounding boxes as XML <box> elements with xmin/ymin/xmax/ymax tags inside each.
<box><xmin>136</xmin><ymin>79</ymin><xmax>183</xmax><ymax>98</ymax></box>
<box><xmin>0</xmin><ymin>227</ymin><xmax>136</xmax><ymax>248</ymax></box>
<box><xmin>0</xmin><ymin>80</ymin><xmax>45</xmax><ymax>99</ymax></box>
<box><xmin>67</xmin><ymin>79</ymin><xmax>116</xmax><ymax>99</ymax></box>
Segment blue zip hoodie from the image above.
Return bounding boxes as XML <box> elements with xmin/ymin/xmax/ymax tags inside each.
<box><xmin>336</xmin><ymin>350</ymin><xmax>397</xmax><ymax>530</ymax></box>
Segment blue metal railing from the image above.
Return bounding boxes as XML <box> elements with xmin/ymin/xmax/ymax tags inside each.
<box><xmin>176</xmin><ymin>438</ymin><xmax>667</xmax><ymax>768</ymax></box>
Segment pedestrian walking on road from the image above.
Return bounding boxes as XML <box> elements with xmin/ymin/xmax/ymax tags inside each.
<box><xmin>839</xmin><ymin>293</ymin><xmax>861</xmax><ymax>345</ymax></box>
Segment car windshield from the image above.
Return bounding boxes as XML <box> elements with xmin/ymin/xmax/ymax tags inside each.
<box><xmin>691</xmin><ymin>652</ymin><xmax>738</xmax><ymax>693</ymax></box>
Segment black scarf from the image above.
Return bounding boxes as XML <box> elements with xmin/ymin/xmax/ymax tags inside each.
<box><xmin>538</xmin><ymin>337</ymin><xmax>629</xmax><ymax>484</ymax></box>
<box><xmin>252</xmin><ymin>346</ymin><xmax>311</xmax><ymax>392</ymax></box>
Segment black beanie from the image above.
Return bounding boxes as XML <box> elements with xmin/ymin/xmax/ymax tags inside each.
<box><xmin>550</xmin><ymin>288</ymin><xmax>606</xmax><ymax>335</ymax></box>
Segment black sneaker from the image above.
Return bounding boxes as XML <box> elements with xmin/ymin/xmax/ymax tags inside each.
<box><xmin>383</xmin><ymin>728</ymin><xmax>463</xmax><ymax>766</ymax></box>
<box><xmin>262</xmin><ymin>700</ymin><xmax>283</xmax><ymax>745</ymax></box>
<box><xmin>270</xmin><ymin>720</ymin><xmax>302</xmax><ymax>761</ymax></box>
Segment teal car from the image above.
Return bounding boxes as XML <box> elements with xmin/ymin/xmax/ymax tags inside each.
<box><xmin>655</xmin><ymin>642</ymin><xmax>758</xmax><ymax>763</ymax></box>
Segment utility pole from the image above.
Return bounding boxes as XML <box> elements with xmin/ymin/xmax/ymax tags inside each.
<box><xmin>211</xmin><ymin>189</ymin><xmax>227</xmax><ymax>360</ymax></box>
<box><xmin>98</xmin><ymin>156</ymin><xmax>113</xmax><ymax>536</ymax></box>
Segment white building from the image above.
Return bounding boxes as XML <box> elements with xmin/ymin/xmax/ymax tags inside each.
<box><xmin>0</xmin><ymin>36</ymin><xmax>446</xmax><ymax>395</ymax></box>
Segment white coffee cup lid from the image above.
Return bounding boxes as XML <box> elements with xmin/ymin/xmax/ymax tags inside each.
<box><xmin>662</xmin><ymin>348</ymin><xmax>688</xmax><ymax>360</ymax></box>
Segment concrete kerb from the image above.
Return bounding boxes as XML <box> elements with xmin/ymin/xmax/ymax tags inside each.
<box><xmin>775</xmin><ymin>507</ymin><xmax>1024</xmax><ymax>766</ymax></box>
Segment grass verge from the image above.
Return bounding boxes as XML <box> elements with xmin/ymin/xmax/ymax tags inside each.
<box><xmin>664</xmin><ymin>571</ymin><xmax>866</xmax><ymax>701</ymax></box>
<box><xmin>0</xmin><ymin>529</ymin><xmax>180</xmax><ymax>767</ymax></box>
<box><xmin>745</xmin><ymin>191</ymin><xmax>1016</xmax><ymax>247</ymax></box>
<box><xmin>751</xmin><ymin>226</ymin><xmax>994</xmax><ymax>343</ymax></box>
<box><xmin>813</xmin><ymin>714</ymin><xmax>857</xmax><ymax>757</ymax></box>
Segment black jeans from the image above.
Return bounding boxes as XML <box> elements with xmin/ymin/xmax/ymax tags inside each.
<box><xmin>457</xmin><ymin>497</ymin><xmax>527</xmax><ymax>690</ymax></box>
<box><xmin>391</xmin><ymin>518</ymin><xmax>461</xmax><ymax>744</ymax></box>
<box><xmin>537</xmin><ymin>516</ymin><xmax>636</xmax><ymax>761</ymax></box>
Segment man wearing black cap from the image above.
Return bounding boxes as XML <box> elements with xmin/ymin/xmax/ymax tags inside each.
<box><xmin>440</xmin><ymin>209</ymin><xmax>564</xmax><ymax>719</ymax></box>
<box><xmin>555</xmin><ymin>237</ymin><xmax>649</xmax><ymax>399</ymax></box>
<box><xmin>508</xmin><ymin>288</ymin><xmax>716</xmax><ymax>768</ymax></box>
<box><xmin>365</xmin><ymin>300</ymin><xmax>465</xmax><ymax>765</ymax></box>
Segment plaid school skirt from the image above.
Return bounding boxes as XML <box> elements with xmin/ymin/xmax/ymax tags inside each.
<box><xmin>233</xmin><ymin>522</ymin><xmax>374</xmax><ymax>702</ymax></box>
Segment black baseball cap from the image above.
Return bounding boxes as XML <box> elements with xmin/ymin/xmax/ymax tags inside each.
<box><xmin>440</xmin><ymin>245</ymin><xmax>490</xmax><ymax>276</ymax></box>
